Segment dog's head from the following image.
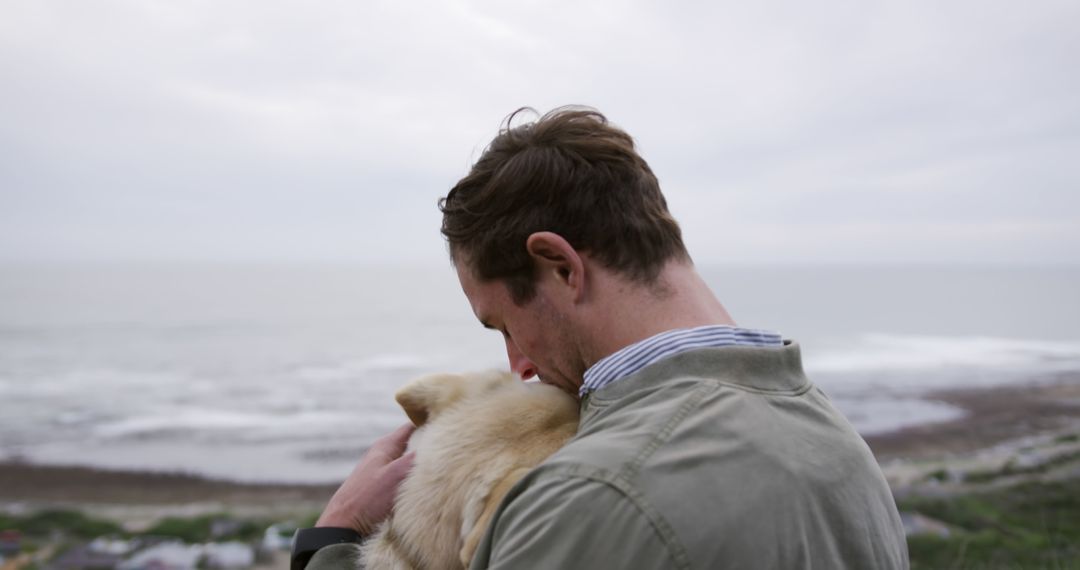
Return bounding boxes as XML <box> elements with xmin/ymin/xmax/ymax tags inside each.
<box><xmin>394</xmin><ymin>369</ymin><xmax>516</xmax><ymax>427</ymax></box>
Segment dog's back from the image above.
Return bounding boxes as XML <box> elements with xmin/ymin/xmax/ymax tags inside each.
<box><xmin>362</xmin><ymin>371</ymin><xmax>579</xmax><ymax>569</ymax></box>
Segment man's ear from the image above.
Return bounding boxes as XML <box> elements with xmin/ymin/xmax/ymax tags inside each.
<box><xmin>525</xmin><ymin>231</ymin><xmax>585</xmax><ymax>303</ymax></box>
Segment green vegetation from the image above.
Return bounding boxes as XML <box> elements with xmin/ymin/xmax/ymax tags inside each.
<box><xmin>0</xmin><ymin>509</ymin><xmax>123</xmax><ymax>539</ymax></box>
<box><xmin>901</xmin><ymin>479</ymin><xmax>1080</xmax><ymax>569</ymax></box>
<box><xmin>0</xmin><ymin>508</ymin><xmax>327</xmax><ymax>569</ymax></box>
<box><xmin>297</xmin><ymin>511</ymin><xmax>320</xmax><ymax>529</ymax></box>
<box><xmin>0</xmin><ymin>509</ymin><xmax>280</xmax><ymax>544</ymax></box>
<box><xmin>920</xmin><ymin>442</ymin><xmax>1080</xmax><ymax>485</ymax></box>
<box><xmin>924</xmin><ymin>468</ymin><xmax>950</xmax><ymax>483</ymax></box>
<box><xmin>964</xmin><ymin>451</ymin><xmax>1080</xmax><ymax>484</ymax></box>
<box><xmin>143</xmin><ymin>513</ymin><xmax>266</xmax><ymax>543</ymax></box>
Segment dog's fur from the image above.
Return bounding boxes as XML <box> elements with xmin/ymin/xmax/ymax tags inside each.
<box><xmin>360</xmin><ymin>370</ymin><xmax>579</xmax><ymax>569</ymax></box>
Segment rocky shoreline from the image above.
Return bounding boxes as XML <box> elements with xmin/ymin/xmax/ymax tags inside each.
<box><xmin>3</xmin><ymin>375</ymin><xmax>1079</xmax><ymax>568</ymax></box>
<box><xmin>2</xmin><ymin>375</ymin><xmax>1078</xmax><ymax>510</ymax></box>
<box><xmin>866</xmin><ymin>372</ymin><xmax>1080</xmax><ymax>462</ymax></box>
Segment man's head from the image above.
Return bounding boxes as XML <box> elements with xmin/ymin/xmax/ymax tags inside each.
<box><xmin>439</xmin><ymin>106</ymin><xmax>689</xmax><ymax>304</ymax></box>
<box><xmin>440</xmin><ymin>107</ymin><xmax>690</xmax><ymax>392</ymax></box>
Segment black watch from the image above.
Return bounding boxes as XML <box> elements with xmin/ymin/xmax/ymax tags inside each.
<box><xmin>291</xmin><ymin>527</ymin><xmax>364</xmax><ymax>570</ymax></box>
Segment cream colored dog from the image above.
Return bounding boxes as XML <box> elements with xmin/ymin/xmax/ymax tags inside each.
<box><xmin>361</xmin><ymin>370</ymin><xmax>579</xmax><ymax>569</ymax></box>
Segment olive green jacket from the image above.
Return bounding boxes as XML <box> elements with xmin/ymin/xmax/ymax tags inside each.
<box><xmin>311</xmin><ymin>342</ymin><xmax>909</xmax><ymax>569</ymax></box>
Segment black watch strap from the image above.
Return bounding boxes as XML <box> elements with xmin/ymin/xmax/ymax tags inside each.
<box><xmin>291</xmin><ymin>527</ymin><xmax>363</xmax><ymax>570</ymax></box>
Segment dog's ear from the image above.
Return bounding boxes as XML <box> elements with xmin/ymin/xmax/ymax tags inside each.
<box><xmin>394</xmin><ymin>373</ymin><xmax>470</xmax><ymax>427</ymax></box>
<box><xmin>395</xmin><ymin>370</ymin><xmax>516</xmax><ymax>427</ymax></box>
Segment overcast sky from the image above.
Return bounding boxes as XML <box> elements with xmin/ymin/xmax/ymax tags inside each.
<box><xmin>2</xmin><ymin>0</ymin><xmax>1077</xmax><ymax>265</ymax></box>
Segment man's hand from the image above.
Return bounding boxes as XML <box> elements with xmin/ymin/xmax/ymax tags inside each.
<box><xmin>316</xmin><ymin>423</ymin><xmax>416</xmax><ymax>535</ymax></box>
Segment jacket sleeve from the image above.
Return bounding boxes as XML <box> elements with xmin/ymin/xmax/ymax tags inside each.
<box><xmin>475</xmin><ymin>473</ymin><xmax>688</xmax><ymax>570</ymax></box>
<box><xmin>305</xmin><ymin>542</ymin><xmax>363</xmax><ymax>570</ymax></box>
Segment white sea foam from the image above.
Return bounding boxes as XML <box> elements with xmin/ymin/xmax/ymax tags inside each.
<box><xmin>831</xmin><ymin>397</ymin><xmax>967</xmax><ymax>435</ymax></box>
<box><xmin>354</xmin><ymin>353</ymin><xmax>429</xmax><ymax>372</ymax></box>
<box><xmin>92</xmin><ymin>407</ymin><xmax>360</xmax><ymax>440</ymax></box>
<box><xmin>805</xmin><ymin>334</ymin><xmax>1080</xmax><ymax>374</ymax></box>
<box><xmin>3</xmin><ymin>264</ymin><xmax>1077</xmax><ymax>482</ymax></box>
<box><xmin>290</xmin><ymin>354</ymin><xmax>430</xmax><ymax>384</ymax></box>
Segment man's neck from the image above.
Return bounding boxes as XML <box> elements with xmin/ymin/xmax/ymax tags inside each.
<box><xmin>582</xmin><ymin>261</ymin><xmax>735</xmax><ymax>369</ymax></box>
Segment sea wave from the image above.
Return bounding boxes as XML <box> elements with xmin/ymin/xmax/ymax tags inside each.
<box><xmin>830</xmin><ymin>396</ymin><xmax>967</xmax><ymax>435</ymax></box>
<box><xmin>91</xmin><ymin>407</ymin><xmax>358</xmax><ymax>440</ymax></box>
<box><xmin>804</xmin><ymin>334</ymin><xmax>1080</xmax><ymax>374</ymax></box>
<box><xmin>291</xmin><ymin>353</ymin><xmax>430</xmax><ymax>383</ymax></box>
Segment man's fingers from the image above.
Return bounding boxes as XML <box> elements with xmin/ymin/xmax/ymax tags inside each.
<box><xmin>373</xmin><ymin>423</ymin><xmax>415</xmax><ymax>459</ymax></box>
<box><xmin>379</xmin><ymin>452</ymin><xmax>415</xmax><ymax>496</ymax></box>
<box><xmin>385</xmin><ymin>423</ymin><xmax>416</xmax><ymax>455</ymax></box>
<box><xmin>386</xmin><ymin>451</ymin><xmax>416</xmax><ymax>479</ymax></box>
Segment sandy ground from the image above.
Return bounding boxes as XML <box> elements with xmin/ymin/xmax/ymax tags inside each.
<box><xmin>865</xmin><ymin>372</ymin><xmax>1080</xmax><ymax>462</ymax></box>
<box><xmin>0</xmin><ymin>462</ymin><xmax>337</xmax><ymax>526</ymax></box>
<box><xmin>0</xmin><ymin>462</ymin><xmax>336</xmax><ymax>505</ymax></box>
<box><xmin>2</xmin><ymin>372</ymin><xmax>1078</xmax><ymax>520</ymax></box>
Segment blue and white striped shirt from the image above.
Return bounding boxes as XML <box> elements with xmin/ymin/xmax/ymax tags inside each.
<box><xmin>580</xmin><ymin>325</ymin><xmax>784</xmax><ymax>397</ymax></box>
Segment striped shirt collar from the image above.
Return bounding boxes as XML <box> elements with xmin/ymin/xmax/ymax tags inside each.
<box><xmin>579</xmin><ymin>324</ymin><xmax>783</xmax><ymax>398</ymax></box>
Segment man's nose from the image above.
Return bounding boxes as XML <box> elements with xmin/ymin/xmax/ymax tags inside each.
<box><xmin>505</xmin><ymin>338</ymin><xmax>538</xmax><ymax>380</ymax></box>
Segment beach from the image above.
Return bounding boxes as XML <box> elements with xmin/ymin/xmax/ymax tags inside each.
<box><xmin>2</xmin><ymin>372</ymin><xmax>1079</xmax><ymax>569</ymax></box>
<box><xmin>3</xmin><ymin>373</ymin><xmax>1077</xmax><ymax>511</ymax></box>
<box><xmin>0</xmin><ymin>462</ymin><xmax>335</xmax><ymax>511</ymax></box>
<box><xmin>3</xmin><ymin>264</ymin><xmax>1079</xmax><ymax>566</ymax></box>
<box><xmin>5</xmin><ymin>264</ymin><xmax>1080</xmax><ymax>484</ymax></box>
<box><xmin>867</xmin><ymin>372</ymin><xmax>1080</xmax><ymax>461</ymax></box>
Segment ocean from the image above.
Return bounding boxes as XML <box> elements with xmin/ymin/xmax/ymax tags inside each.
<box><xmin>1</xmin><ymin>263</ymin><xmax>1078</xmax><ymax>483</ymax></box>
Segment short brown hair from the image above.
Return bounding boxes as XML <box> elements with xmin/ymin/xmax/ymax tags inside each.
<box><xmin>439</xmin><ymin>106</ymin><xmax>689</xmax><ymax>304</ymax></box>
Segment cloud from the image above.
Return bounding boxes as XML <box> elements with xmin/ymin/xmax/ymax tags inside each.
<box><xmin>1</xmin><ymin>0</ymin><xmax>1077</xmax><ymax>263</ymax></box>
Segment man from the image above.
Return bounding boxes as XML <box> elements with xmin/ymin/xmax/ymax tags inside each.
<box><xmin>296</xmin><ymin>107</ymin><xmax>909</xmax><ymax>569</ymax></box>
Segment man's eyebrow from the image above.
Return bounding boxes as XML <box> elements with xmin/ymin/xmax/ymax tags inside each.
<box><xmin>479</xmin><ymin>319</ymin><xmax>507</xmax><ymax>336</ymax></box>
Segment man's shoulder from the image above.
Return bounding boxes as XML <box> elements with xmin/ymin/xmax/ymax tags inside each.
<box><xmin>470</xmin><ymin>457</ymin><xmax>691</xmax><ymax>570</ymax></box>
<box><xmin>556</xmin><ymin>365</ymin><xmax>815</xmax><ymax>475</ymax></box>
<box><xmin>501</xmin><ymin>367</ymin><xmax>910</xmax><ymax>569</ymax></box>
<box><xmin>515</xmin><ymin>374</ymin><xmax>733</xmax><ymax>495</ymax></box>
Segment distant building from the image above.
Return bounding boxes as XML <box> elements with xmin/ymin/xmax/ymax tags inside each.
<box><xmin>0</xmin><ymin>529</ymin><xmax>21</xmax><ymax>557</ymax></box>
<box><xmin>900</xmin><ymin>511</ymin><xmax>952</xmax><ymax>538</ymax></box>
<box><xmin>209</xmin><ymin>519</ymin><xmax>244</xmax><ymax>540</ymax></box>
<box><xmin>90</xmin><ymin>537</ymin><xmax>136</xmax><ymax>556</ymax></box>
<box><xmin>46</xmin><ymin>543</ymin><xmax>125</xmax><ymax>570</ymax></box>
<box><xmin>203</xmin><ymin>542</ymin><xmax>255</xmax><ymax>569</ymax></box>
<box><xmin>117</xmin><ymin>542</ymin><xmax>203</xmax><ymax>570</ymax></box>
<box><xmin>261</xmin><ymin>523</ymin><xmax>296</xmax><ymax>552</ymax></box>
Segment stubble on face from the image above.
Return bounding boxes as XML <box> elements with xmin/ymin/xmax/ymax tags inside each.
<box><xmin>455</xmin><ymin>264</ymin><xmax>585</xmax><ymax>398</ymax></box>
<box><xmin>526</xmin><ymin>292</ymin><xmax>581</xmax><ymax>396</ymax></box>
